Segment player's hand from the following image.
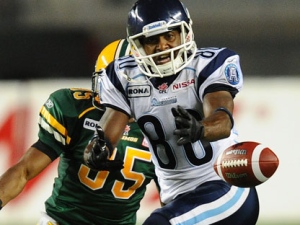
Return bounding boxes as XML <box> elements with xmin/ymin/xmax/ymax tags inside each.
<box><xmin>171</xmin><ymin>105</ymin><xmax>204</xmax><ymax>145</ymax></box>
<box><xmin>83</xmin><ymin>126</ymin><xmax>124</xmax><ymax>171</ymax></box>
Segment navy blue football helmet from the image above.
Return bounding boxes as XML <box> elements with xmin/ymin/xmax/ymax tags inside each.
<box><xmin>127</xmin><ymin>0</ymin><xmax>197</xmax><ymax>77</ymax></box>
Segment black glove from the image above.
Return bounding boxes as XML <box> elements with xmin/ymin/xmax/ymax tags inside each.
<box><xmin>171</xmin><ymin>105</ymin><xmax>204</xmax><ymax>145</ymax></box>
<box><xmin>83</xmin><ymin>126</ymin><xmax>124</xmax><ymax>171</ymax></box>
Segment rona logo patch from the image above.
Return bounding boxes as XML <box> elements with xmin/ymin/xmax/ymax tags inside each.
<box><xmin>127</xmin><ymin>85</ymin><xmax>151</xmax><ymax>98</ymax></box>
<box><xmin>83</xmin><ymin>118</ymin><xmax>98</xmax><ymax>130</ymax></box>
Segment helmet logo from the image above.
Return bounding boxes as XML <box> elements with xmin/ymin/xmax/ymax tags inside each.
<box><xmin>143</xmin><ymin>21</ymin><xmax>169</xmax><ymax>37</ymax></box>
<box><xmin>143</xmin><ymin>21</ymin><xmax>166</xmax><ymax>31</ymax></box>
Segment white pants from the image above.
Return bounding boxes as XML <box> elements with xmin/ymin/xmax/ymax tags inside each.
<box><xmin>36</xmin><ymin>212</ymin><xmax>59</xmax><ymax>225</ymax></box>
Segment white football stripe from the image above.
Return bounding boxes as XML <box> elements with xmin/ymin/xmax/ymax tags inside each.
<box><xmin>252</xmin><ymin>144</ymin><xmax>268</xmax><ymax>182</ymax></box>
<box><xmin>216</xmin><ymin>154</ymin><xmax>225</xmax><ymax>181</ymax></box>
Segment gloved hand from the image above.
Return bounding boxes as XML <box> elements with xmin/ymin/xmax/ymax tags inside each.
<box><xmin>171</xmin><ymin>105</ymin><xmax>204</xmax><ymax>145</ymax></box>
<box><xmin>83</xmin><ymin>126</ymin><xmax>124</xmax><ymax>171</ymax></box>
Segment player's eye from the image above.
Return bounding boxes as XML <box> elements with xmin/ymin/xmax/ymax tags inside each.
<box><xmin>140</xmin><ymin>36</ymin><xmax>159</xmax><ymax>45</ymax></box>
<box><xmin>140</xmin><ymin>30</ymin><xmax>179</xmax><ymax>46</ymax></box>
<box><xmin>164</xmin><ymin>32</ymin><xmax>175</xmax><ymax>42</ymax></box>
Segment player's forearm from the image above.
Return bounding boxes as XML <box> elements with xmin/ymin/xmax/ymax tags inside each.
<box><xmin>201</xmin><ymin>90</ymin><xmax>234</xmax><ymax>142</ymax></box>
<box><xmin>201</xmin><ymin>110</ymin><xmax>232</xmax><ymax>142</ymax></box>
<box><xmin>0</xmin><ymin>148</ymin><xmax>52</xmax><ymax>208</ymax></box>
<box><xmin>99</xmin><ymin>107</ymin><xmax>130</xmax><ymax>148</ymax></box>
<box><xmin>0</xmin><ymin>165</ymin><xmax>28</xmax><ymax>207</ymax></box>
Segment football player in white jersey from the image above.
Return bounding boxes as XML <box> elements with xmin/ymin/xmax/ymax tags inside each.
<box><xmin>85</xmin><ymin>0</ymin><xmax>259</xmax><ymax>224</ymax></box>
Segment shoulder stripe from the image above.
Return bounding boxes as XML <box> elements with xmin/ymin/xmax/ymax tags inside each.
<box><xmin>40</xmin><ymin>106</ymin><xmax>71</xmax><ymax>144</ymax></box>
<box><xmin>118</xmin><ymin>56</ymin><xmax>137</xmax><ymax>70</ymax></box>
<box><xmin>106</xmin><ymin>62</ymin><xmax>130</xmax><ymax>106</ymax></box>
<box><xmin>196</xmin><ymin>48</ymin><xmax>237</xmax><ymax>97</ymax></box>
<box><xmin>39</xmin><ymin>117</ymin><xmax>68</xmax><ymax>145</ymax></box>
<box><xmin>199</xmin><ymin>48</ymin><xmax>236</xmax><ymax>80</ymax></box>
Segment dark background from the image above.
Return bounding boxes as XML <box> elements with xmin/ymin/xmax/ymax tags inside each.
<box><xmin>0</xmin><ymin>0</ymin><xmax>299</xmax><ymax>80</ymax></box>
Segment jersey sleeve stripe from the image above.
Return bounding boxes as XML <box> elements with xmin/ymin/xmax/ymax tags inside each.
<box><xmin>199</xmin><ymin>48</ymin><xmax>236</xmax><ymax>81</ymax></box>
<box><xmin>40</xmin><ymin>105</ymin><xmax>71</xmax><ymax>144</ymax></box>
<box><xmin>38</xmin><ymin>116</ymin><xmax>69</xmax><ymax>145</ymax></box>
<box><xmin>106</xmin><ymin>62</ymin><xmax>130</xmax><ymax>106</ymax></box>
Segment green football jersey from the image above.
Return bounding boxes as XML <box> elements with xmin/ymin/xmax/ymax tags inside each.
<box><xmin>37</xmin><ymin>88</ymin><xmax>156</xmax><ymax>225</ymax></box>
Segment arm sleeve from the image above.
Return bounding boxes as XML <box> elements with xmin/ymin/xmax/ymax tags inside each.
<box><xmin>99</xmin><ymin>62</ymin><xmax>132</xmax><ymax>117</ymax></box>
<box><xmin>36</xmin><ymin>89</ymin><xmax>72</xmax><ymax>157</ymax></box>
<box><xmin>198</xmin><ymin>49</ymin><xmax>243</xmax><ymax>102</ymax></box>
<box><xmin>31</xmin><ymin>139</ymin><xmax>59</xmax><ymax>161</ymax></box>
<box><xmin>203</xmin><ymin>83</ymin><xmax>239</xmax><ymax>99</ymax></box>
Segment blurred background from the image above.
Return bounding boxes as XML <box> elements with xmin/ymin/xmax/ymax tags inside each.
<box><xmin>0</xmin><ymin>0</ymin><xmax>299</xmax><ymax>79</ymax></box>
<box><xmin>0</xmin><ymin>0</ymin><xmax>299</xmax><ymax>224</ymax></box>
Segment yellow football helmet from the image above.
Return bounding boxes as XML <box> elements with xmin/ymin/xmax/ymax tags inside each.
<box><xmin>92</xmin><ymin>39</ymin><xmax>131</xmax><ymax>109</ymax></box>
<box><xmin>95</xmin><ymin>39</ymin><xmax>131</xmax><ymax>72</ymax></box>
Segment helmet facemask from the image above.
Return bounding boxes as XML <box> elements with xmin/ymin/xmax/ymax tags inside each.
<box><xmin>91</xmin><ymin>69</ymin><xmax>105</xmax><ymax>111</ymax></box>
<box><xmin>128</xmin><ymin>20</ymin><xmax>197</xmax><ymax>78</ymax></box>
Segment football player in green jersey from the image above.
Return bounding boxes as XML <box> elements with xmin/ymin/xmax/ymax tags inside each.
<box><xmin>0</xmin><ymin>39</ymin><xmax>158</xmax><ymax>225</ymax></box>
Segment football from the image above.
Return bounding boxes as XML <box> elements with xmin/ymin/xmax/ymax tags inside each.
<box><xmin>213</xmin><ymin>141</ymin><xmax>279</xmax><ymax>187</ymax></box>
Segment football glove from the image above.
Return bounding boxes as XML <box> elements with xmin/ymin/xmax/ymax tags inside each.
<box><xmin>83</xmin><ymin>126</ymin><xmax>124</xmax><ymax>171</ymax></box>
<box><xmin>171</xmin><ymin>105</ymin><xmax>204</xmax><ymax>145</ymax></box>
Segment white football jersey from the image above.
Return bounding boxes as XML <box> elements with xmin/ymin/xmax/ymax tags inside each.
<box><xmin>99</xmin><ymin>47</ymin><xmax>243</xmax><ymax>203</ymax></box>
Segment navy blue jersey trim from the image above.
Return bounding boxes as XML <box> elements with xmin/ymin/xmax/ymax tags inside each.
<box><xmin>197</xmin><ymin>48</ymin><xmax>237</xmax><ymax>96</ymax></box>
<box><xmin>106</xmin><ymin>62</ymin><xmax>125</xmax><ymax>95</ymax></box>
<box><xmin>118</xmin><ymin>56</ymin><xmax>137</xmax><ymax>69</ymax></box>
<box><xmin>103</xmin><ymin>104</ymin><xmax>131</xmax><ymax>118</ymax></box>
<box><xmin>204</xmin><ymin>83</ymin><xmax>238</xmax><ymax>99</ymax></box>
<box><xmin>106</xmin><ymin>62</ymin><xmax>130</xmax><ymax>107</ymax></box>
<box><xmin>197</xmin><ymin>48</ymin><xmax>236</xmax><ymax>86</ymax></box>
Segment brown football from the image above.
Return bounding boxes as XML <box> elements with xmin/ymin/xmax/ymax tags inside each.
<box><xmin>214</xmin><ymin>141</ymin><xmax>279</xmax><ymax>187</ymax></box>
